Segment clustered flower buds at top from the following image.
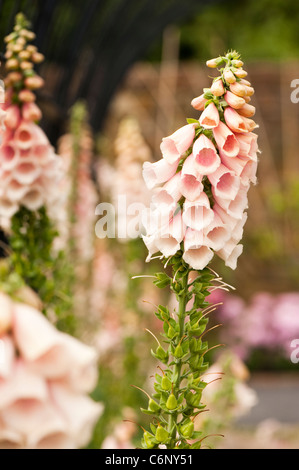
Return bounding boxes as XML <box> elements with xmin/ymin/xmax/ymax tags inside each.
<box><xmin>0</xmin><ymin>290</ymin><xmax>103</xmax><ymax>449</ymax></box>
<box><xmin>142</xmin><ymin>51</ymin><xmax>259</xmax><ymax>271</ymax></box>
<box><xmin>0</xmin><ymin>13</ymin><xmax>62</xmax><ymax>222</ymax></box>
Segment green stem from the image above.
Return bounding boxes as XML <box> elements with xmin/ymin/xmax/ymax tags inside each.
<box><xmin>167</xmin><ymin>272</ymin><xmax>188</xmax><ymax>447</ymax></box>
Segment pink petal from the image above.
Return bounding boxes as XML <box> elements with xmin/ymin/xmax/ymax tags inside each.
<box><xmin>224</xmin><ymin>107</ymin><xmax>248</xmax><ymax>133</ymax></box>
<box><xmin>204</xmin><ymin>214</ymin><xmax>231</xmax><ymax>250</ymax></box>
<box><xmin>208</xmin><ymin>164</ymin><xmax>240</xmax><ymax>200</ymax></box>
<box><xmin>213</xmin><ymin>121</ymin><xmax>239</xmax><ymax>157</ymax></box>
<box><xmin>180</xmin><ymin>154</ymin><xmax>203</xmax><ymax>201</ymax></box>
<box><xmin>152</xmin><ymin>172</ymin><xmax>182</xmax><ymax>209</ymax></box>
<box><xmin>183</xmin><ymin>192</ymin><xmax>214</xmax><ymax>231</ymax></box>
<box><xmin>1</xmin><ymin>398</ymin><xmax>68</xmax><ymax>448</ymax></box>
<box><xmin>155</xmin><ymin>212</ymin><xmax>186</xmax><ymax>257</ymax></box>
<box><xmin>193</xmin><ymin>134</ymin><xmax>221</xmax><ymax>174</ymax></box>
<box><xmin>50</xmin><ymin>382</ymin><xmax>104</xmax><ymax>448</ymax></box>
<box><xmin>216</xmin><ymin>241</ymin><xmax>243</xmax><ymax>270</ymax></box>
<box><xmin>0</xmin><ymin>359</ymin><xmax>48</xmax><ymax>409</ymax></box>
<box><xmin>199</xmin><ymin>103</ymin><xmax>220</xmax><ymax>129</ymax></box>
<box><xmin>142</xmin><ymin>158</ymin><xmax>179</xmax><ymax>190</ymax></box>
<box><xmin>183</xmin><ymin>228</ymin><xmax>214</xmax><ymax>270</ymax></box>
<box><xmin>160</xmin><ymin>124</ymin><xmax>196</xmax><ymax>164</ymax></box>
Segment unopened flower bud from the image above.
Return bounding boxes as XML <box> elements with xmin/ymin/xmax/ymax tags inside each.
<box><xmin>11</xmin><ymin>43</ymin><xmax>23</xmax><ymax>53</ymax></box>
<box><xmin>238</xmin><ymin>102</ymin><xmax>256</xmax><ymax>118</ymax></box>
<box><xmin>16</xmin><ymin>37</ymin><xmax>26</xmax><ymax>47</ymax></box>
<box><xmin>234</xmin><ymin>68</ymin><xmax>248</xmax><ymax>78</ymax></box>
<box><xmin>19</xmin><ymin>89</ymin><xmax>35</xmax><ymax>102</ymax></box>
<box><xmin>206</xmin><ymin>57</ymin><xmax>225</xmax><ymax>68</ymax></box>
<box><xmin>232</xmin><ymin>59</ymin><xmax>243</xmax><ymax>67</ymax></box>
<box><xmin>24</xmin><ymin>75</ymin><xmax>44</xmax><ymax>90</ymax></box>
<box><xmin>229</xmin><ymin>81</ymin><xmax>247</xmax><ymax>97</ymax></box>
<box><xmin>155</xmin><ymin>425</ymin><xmax>169</xmax><ymax>443</ymax></box>
<box><xmin>211</xmin><ymin>78</ymin><xmax>225</xmax><ymax>97</ymax></box>
<box><xmin>244</xmin><ymin>85</ymin><xmax>254</xmax><ymax>97</ymax></box>
<box><xmin>6</xmin><ymin>71</ymin><xmax>23</xmax><ymax>83</ymax></box>
<box><xmin>239</xmin><ymin>78</ymin><xmax>251</xmax><ymax>87</ymax></box>
<box><xmin>26</xmin><ymin>45</ymin><xmax>37</xmax><ymax>54</ymax></box>
<box><xmin>18</xmin><ymin>50</ymin><xmax>31</xmax><ymax>60</ymax></box>
<box><xmin>180</xmin><ymin>419</ymin><xmax>194</xmax><ymax>438</ymax></box>
<box><xmin>166</xmin><ymin>393</ymin><xmax>178</xmax><ymax>410</ymax></box>
<box><xmin>143</xmin><ymin>431</ymin><xmax>155</xmax><ymax>449</ymax></box>
<box><xmin>161</xmin><ymin>376</ymin><xmax>172</xmax><ymax>391</ymax></box>
<box><xmin>22</xmin><ymin>30</ymin><xmax>36</xmax><ymax>41</ymax></box>
<box><xmin>223</xmin><ymin>69</ymin><xmax>236</xmax><ymax>84</ymax></box>
<box><xmin>31</xmin><ymin>52</ymin><xmax>44</xmax><ymax>64</ymax></box>
<box><xmin>191</xmin><ymin>93</ymin><xmax>207</xmax><ymax>111</ymax></box>
<box><xmin>6</xmin><ymin>58</ymin><xmax>19</xmax><ymax>70</ymax></box>
<box><xmin>4</xmin><ymin>50</ymin><xmax>13</xmax><ymax>59</ymax></box>
<box><xmin>148</xmin><ymin>398</ymin><xmax>160</xmax><ymax>412</ymax></box>
<box><xmin>4</xmin><ymin>32</ymin><xmax>17</xmax><ymax>43</ymax></box>
<box><xmin>20</xmin><ymin>60</ymin><xmax>33</xmax><ymax>70</ymax></box>
<box><xmin>206</xmin><ymin>58</ymin><xmax>218</xmax><ymax>68</ymax></box>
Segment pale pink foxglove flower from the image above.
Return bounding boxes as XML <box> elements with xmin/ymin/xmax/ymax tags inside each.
<box><xmin>143</xmin><ymin>158</ymin><xmax>179</xmax><ymax>190</ymax></box>
<box><xmin>179</xmin><ymin>154</ymin><xmax>203</xmax><ymax>201</ymax></box>
<box><xmin>203</xmin><ymin>213</ymin><xmax>231</xmax><ymax>251</ymax></box>
<box><xmin>142</xmin><ymin>52</ymin><xmax>259</xmax><ymax>271</ymax></box>
<box><xmin>183</xmin><ymin>191</ymin><xmax>214</xmax><ymax>231</ymax></box>
<box><xmin>0</xmin><ymin>291</ymin><xmax>103</xmax><ymax>449</ymax></box>
<box><xmin>160</xmin><ymin>123</ymin><xmax>196</xmax><ymax>164</ymax></box>
<box><xmin>193</xmin><ymin>133</ymin><xmax>221</xmax><ymax>174</ymax></box>
<box><xmin>154</xmin><ymin>213</ymin><xmax>186</xmax><ymax>258</ymax></box>
<box><xmin>199</xmin><ymin>103</ymin><xmax>220</xmax><ymax>129</ymax></box>
<box><xmin>152</xmin><ymin>172</ymin><xmax>182</xmax><ymax>212</ymax></box>
<box><xmin>182</xmin><ymin>228</ymin><xmax>214</xmax><ymax>270</ymax></box>
<box><xmin>213</xmin><ymin>121</ymin><xmax>239</xmax><ymax>157</ymax></box>
<box><xmin>208</xmin><ymin>164</ymin><xmax>240</xmax><ymax>200</ymax></box>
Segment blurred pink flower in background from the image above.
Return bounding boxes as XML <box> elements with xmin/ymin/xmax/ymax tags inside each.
<box><xmin>0</xmin><ymin>97</ymin><xmax>62</xmax><ymax>228</ymax></box>
<box><xmin>0</xmin><ymin>291</ymin><xmax>102</xmax><ymax>449</ymax></box>
<box><xmin>213</xmin><ymin>290</ymin><xmax>299</xmax><ymax>360</ymax></box>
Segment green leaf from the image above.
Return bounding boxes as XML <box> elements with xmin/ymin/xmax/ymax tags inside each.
<box><xmin>186</xmin><ymin>118</ymin><xmax>199</xmax><ymax>125</ymax></box>
<box><xmin>153</xmin><ymin>273</ymin><xmax>171</xmax><ymax>289</ymax></box>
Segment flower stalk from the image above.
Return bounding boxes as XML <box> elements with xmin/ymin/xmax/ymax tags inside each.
<box><xmin>140</xmin><ymin>252</ymin><xmax>218</xmax><ymax>449</ymax></box>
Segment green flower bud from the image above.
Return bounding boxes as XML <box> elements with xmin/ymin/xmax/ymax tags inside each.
<box><xmin>167</xmin><ymin>325</ymin><xmax>176</xmax><ymax>339</ymax></box>
<box><xmin>161</xmin><ymin>376</ymin><xmax>172</xmax><ymax>391</ymax></box>
<box><xmin>155</xmin><ymin>425</ymin><xmax>169</xmax><ymax>443</ymax></box>
<box><xmin>174</xmin><ymin>344</ymin><xmax>183</xmax><ymax>358</ymax></box>
<box><xmin>166</xmin><ymin>393</ymin><xmax>178</xmax><ymax>410</ymax></box>
<box><xmin>180</xmin><ymin>419</ymin><xmax>194</xmax><ymax>438</ymax></box>
<box><xmin>148</xmin><ymin>399</ymin><xmax>160</xmax><ymax>412</ymax></box>
<box><xmin>143</xmin><ymin>431</ymin><xmax>156</xmax><ymax>449</ymax></box>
